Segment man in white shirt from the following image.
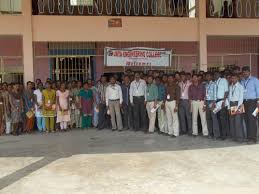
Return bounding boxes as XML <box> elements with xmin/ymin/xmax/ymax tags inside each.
<box><xmin>106</xmin><ymin>76</ymin><xmax>123</xmax><ymax>131</ymax></box>
<box><xmin>129</xmin><ymin>72</ymin><xmax>147</xmax><ymax>131</ymax></box>
<box><xmin>33</xmin><ymin>82</ymin><xmax>45</xmax><ymax>132</ymax></box>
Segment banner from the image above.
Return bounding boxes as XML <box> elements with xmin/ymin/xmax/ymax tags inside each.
<box><xmin>104</xmin><ymin>47</ymin><xmax>171</xmax><ymax>67</ymax></box>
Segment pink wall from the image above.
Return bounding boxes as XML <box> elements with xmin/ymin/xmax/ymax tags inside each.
<box><xmin>33</xmin><ymin>42</ymin><xmax>50</xmax><ymax>82</ymax></box>
<box><xmin>207</xmin><ymin>37</ymin><xmax>259</xmax><ymax>75</ymax></box>
<box><xmin>0</xmin><ymin>36</ymin><xmax>23</xmax><ymax>71</ymax></box>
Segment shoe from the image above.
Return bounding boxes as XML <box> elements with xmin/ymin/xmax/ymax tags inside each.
<box><xmin>192</xmin><ymin>134</ymin><xmax>198</xmax><ymax>137</ymax></box>
<box><xmin>170</xmin><ymin>135</ymin><xmax>176</xmax><ymax>138</ymax></box>
<box><xmin>112</xmin><ymin>129</ymin><xmax>116</xmax><ymax>131</ymax></box>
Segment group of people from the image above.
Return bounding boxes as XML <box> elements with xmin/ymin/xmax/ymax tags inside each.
<box><xmin>0</xmin><ymin>66</ymin><xmax>258</xmax><ymax>144</ymax></box>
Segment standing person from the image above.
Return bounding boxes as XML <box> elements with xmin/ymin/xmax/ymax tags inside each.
<box><xmin>121</xmin><ymin>75</ymin><xmax>133</xmax><ymax>130</ymax></box>
<box><xmin>23</xmin><ymin>81</ymin><xmax>35</xmax><ymax>133</ymax></box>
<box><xmin>105</xmin><ymin>76</ymin><xmax>123</xmax><ymax>131</ymax></box>
<box><xmin>56</xmin><ymin>83</ymin><xmax>71</xmax><ymax>131</ymax></box>
<box><xmin>146</xmin><ymin>76</ymin><xmax>158</xmax><ymax>133</ymax></box>
<box><xmin>241</xmin><ymin>66</ymin><xmax>259</xmax><ymax>144</ymax></box>
<box><xmin>3</xmin><ymin>84</ymin><xmax>12</xmax><ymax>134</ymax></box>
<box><xmin>156</xmin><ymin>77</ymin><xmax>167</xmax><ymax>134</ymax></box>
<box><xmin>9</xmin><ymin>83</ymin><xmax>23</xmax><ymax>136</ymax></box>
<box><xmin>42</xmin><ymin>82</ymin><xmax>56</xmax><ymax>133</ymax></box>
<box><xmin>130</xmin><ymin>72</ymin><xmax>147</xmax><ymax>131</ymax></box>
<box><xmin>228</xmin><ymin>73</ymin><xmax>245</xmax><ymax>142</ymax></box>
<box><xmin>79</xmin><ymin>82</ymin><xmax>94</xmax><ymax>128</ymax></box>
<box><xmin>165</xmin><ymin>75</ymin><xmax>181</xmax><ymax>137</ymax></box>
<box><xmin>189</xmin><ymin>74</ymin><xmax>208</xmax><ymax>137</ymax></box>
<box><xmin>91</xmin><ymin>81</ymin><xmax>100</xmax><ymax>128</ymax></box>
<box><xmin>34</xmin><ymin>82</ymin><xmax>45</xmax><ymax>132</ymax></box>
<box><xmin>215</xmin><ymin>71</ymin><xmax>229</xmax><ymax>140</ymax></box>
<box><xmin>97</xmin><ymin>75</ymin><xmax>109</xmax><ymax>130</ymax></box>
<box><xmin>71</xmin><ymin>81</ymin><xmax>82</xmax><ymax>129</ymax></box>
<box><xmin>205</xmin><ymin>72</ymin><xmax>220</xmax><ymax>139</ymax></box>
<box><xmin>178</xmin><ymin>72</ymin><xmax>192</xmax><ymax>135</ymax></box>
<box><xmin>0</xmin><ymin>85</ymin><xmax>4</xmax><ymax>135</ymax></box>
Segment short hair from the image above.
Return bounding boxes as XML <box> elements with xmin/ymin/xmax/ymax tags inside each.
<box><xmin>180</xmin><ymin>71</ymin><xmax>186</xmax><ymax>76</ymax></box>
<box><xmin>192</xmin><ymin>74</ymin><xmax>198</xmax><ymax>78</ymax></box>
<box><xmin>242</xmin><ymin>66</ymin><xmax>250</xmax><ymax>72</ymax></box>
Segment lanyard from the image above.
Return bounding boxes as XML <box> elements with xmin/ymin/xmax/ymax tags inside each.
<box><xmin>135</xmin><ymin>81</ymin><xmax>141</xmax><ymax>91</ymax></box>
<box><xmin>181</xmin><ymin>82</ymin><xmax>187</xmax><ymax>93</ymax></box>
<box><xmin>231</xmin><ymin>84</ymin><xmax>237</xmax><ymax>98</ymax></box>
<box><xmin>216</xmin><ymin>78</ymin><xmax>221</xmax><ymax>95</ymax></box>
<box><xmin>244</xmin><ymin>78</ymin><xmax>250</xmax><ymax>90</ymax></box>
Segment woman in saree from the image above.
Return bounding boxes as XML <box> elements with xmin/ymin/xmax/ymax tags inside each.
<box><xmin>9</xmin><ymin>83</ymin><xmax>23</xmax><ymax>136</ymax></box>
<box><xmin>42</xmin><ymin>81</ymin><xmax>56</xmax><ymax>133</ymax></box>
<box><xmin>23</xmin><ymin>81</ymin><xmax>35</xmax><ymax>133</ymax></box>
<box><xmin>79</xmin><ymin>82</ymin><xmax>94</xmax><ymax>128</ymax></box>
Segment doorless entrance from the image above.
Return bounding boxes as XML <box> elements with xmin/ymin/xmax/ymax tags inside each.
<box><xmin>51</xmin><ymin>56</ymin><xmax>94</xmax><ymax>82</ymax></box>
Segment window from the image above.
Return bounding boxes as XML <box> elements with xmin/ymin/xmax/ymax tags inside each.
<box><xmin>70</xmin><ymin>0</ymin><xmax>93</xmax><ymax>6</ymax></box>
<box><xmin>0</xmin><ymin>0</ymin><xmax>22</xmax><ymax>14</ymax></box>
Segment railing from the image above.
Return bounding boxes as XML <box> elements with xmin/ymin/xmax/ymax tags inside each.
<box><xmin>32</xmin><ymin>0</ymin><xmax>197</xmax><ymax>17</ymax></box>
<box><xmin>207</xmin><ymin>0</ymin><xmax>259</xmax><ymax>18</ymax></box>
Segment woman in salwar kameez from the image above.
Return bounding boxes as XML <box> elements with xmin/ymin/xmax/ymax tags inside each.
<box><xmin>79</xmin><ymin>83</ymin><xmax>93</xmax><ymax>128</ymax></box>
<box><xmin>42</xmin><ymin>82</ymin><xmax>56</xmax><ymax>133</ymax></box>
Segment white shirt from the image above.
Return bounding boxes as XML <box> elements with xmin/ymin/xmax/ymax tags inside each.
<box><xmin>33</xmin><ymin>89</ymin><xmax>43</xmax><ymax>117</ymax></box>
<box><xmin>105</xmin><ymin>84</ymin><xmax>123</xmax><ymax>106</ymax></box>
<box><xmin>129</xmin><ymin>79</ymin><xmax>147</xmax><ymax>103</ymax></box>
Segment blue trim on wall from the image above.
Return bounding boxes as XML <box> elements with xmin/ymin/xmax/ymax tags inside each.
<box><xmin>49</xmin><ymin>49</ymin><xmax>95</xmax><ymax>56</ymax></box>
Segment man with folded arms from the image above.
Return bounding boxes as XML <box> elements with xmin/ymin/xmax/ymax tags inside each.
<box><xmin>215</xmin><ymin>71</ymin><xmax>229</xmax><ymax>140</ymax></box>
<box><xmin>228</xmin><ymin>73</ymin><xmax>245</xmax><ymax>142</ymax></box>
<box><xmin>189</xmin><ymin>74</ymin><xmax>208</xmax><ymax>137</ymax></box>
<box><xmin>105</xmin><ymin>76</ymin><xmax>123</xmax><ymax>131</ymax></box>
<box><xmin>205</xmin><ymin>72</ymin><xmax>220</xmax><ymax>139</ymax></box>
<box><xmin>165</xmin><ymin>75</ymin><xmax>180</xmax><ymax>137</ymax></box>
<box><xmin>241</xmin><ymin>66</ymin><xmax>259</xmax><ymax>144</ymax></box>
<box><xmin>146</xmin><ymin>76</ymin><xmax>158</xmax><ymax>133</ymax></box>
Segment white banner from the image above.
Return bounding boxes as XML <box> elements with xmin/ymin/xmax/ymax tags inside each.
<box><xmin>104</xmin><ymin>47</ymin><xmax>171</xmax><ymax>67</ymax></box>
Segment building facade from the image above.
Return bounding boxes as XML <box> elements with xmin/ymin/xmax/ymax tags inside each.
<box><xmin>0</xmin><ymin>0</ymin><xmax>259</xmax><ymax>83</ymax></box>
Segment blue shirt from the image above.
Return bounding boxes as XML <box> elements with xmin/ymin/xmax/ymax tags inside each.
<box><xmin>206</xmin><ymin>81</ymin><xmax>217</xmax><ymax>101</ymax></box>
<box><xmin>228</xmin><ymin>82</ymin><xmax>244</xmax><ymax>109</ymax></box>
<box><xmin>241</xmin><ymin>76</ymin><xmax>259</xmax><ymax>100</ymax></box>
<box><xmin>215</xmin><ymin>78</ymin><xmax>229</xmax><ymax>99</ymax></box>
<box><xmin>157</xmin><ymin>83</ymin><xmax>166</xmax><ymax>101</ymax></box>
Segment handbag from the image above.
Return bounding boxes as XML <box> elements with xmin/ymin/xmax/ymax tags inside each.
<box><xmin>26</xmin><ymin>110</ymin><xmax>35</xmax><ymax>119</ymax></box>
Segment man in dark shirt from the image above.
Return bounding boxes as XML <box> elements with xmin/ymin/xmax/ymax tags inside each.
<box><xmin>165</xmin><ymin>75</ymin><xmax>180</xmax><ymax>137</ymax></box>
<box><xmin>121</xmin><ymin>75</ymin><xmax>133</xmax><ymax>130</ymax></box>
<box><xmin>189</xmin><ymin>74</ymin><xmax>208</xmax><ymax>137</ymax></box>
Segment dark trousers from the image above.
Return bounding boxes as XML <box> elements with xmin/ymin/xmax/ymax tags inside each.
<box><xmin>229</xmin><ymin>101</ymin><xmax>245</xmax><ymax>141</ymax></box>
<box><xmin>133</xmin><ymin>96</ymin><xmax>147</xmax><ymax>131</ymax></box>
<box><xmin>206</xmin><ymin>101</ymin><xmax>220</xmax><ymax>138</ymax></box>
<box><xmin>98</xmin><ymin>103</ymin><xmax>110</xmax><ymax>129</ymax></box>
<box><xmin>179</xmin><ymin>99</ymin><xmax>192</xmax><ymax>134</ymax></box>
<box><xmin>217</xmin><ymin>106</ymin><xmax>229</xmax><ymax>139</ymax></box>
<box><xmin>122</xmin><ymin>104</ymin><xmax>133</xmax><ymax>129</ymax></box>
<box><xmin>244</xmin><ymin>99</ymin><xmax>258</xmax><ymax>142</ymax></box>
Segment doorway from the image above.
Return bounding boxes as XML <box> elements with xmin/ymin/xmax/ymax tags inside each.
<box><xmin>51</xmin><ymin>56</ymin><xmax>94</xmax><ymax>82</ymax></box>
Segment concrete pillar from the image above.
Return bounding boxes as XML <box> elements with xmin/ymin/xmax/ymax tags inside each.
<box><xmin>22</xmin><ymin>0</ymin><xmax>34</xmax><ymax>83</ymax></box>
<box><xmin>198</xmin><ymin>0</ymin><xmax>208</xmax><ymax>72</ymax></box>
